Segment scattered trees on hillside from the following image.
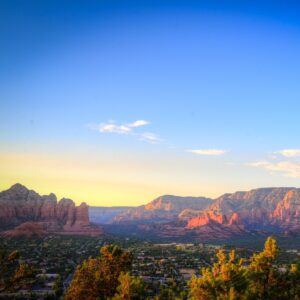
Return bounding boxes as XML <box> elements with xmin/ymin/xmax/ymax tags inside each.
<box><xmin>0</xmin><ymin>244</ymin><xmax>35</xmax><ymax>292</ymax></box>
<box><xmin>65</xmin><ymin>237</ymin><xmax>300</xmax><ymax>299</ymax></box>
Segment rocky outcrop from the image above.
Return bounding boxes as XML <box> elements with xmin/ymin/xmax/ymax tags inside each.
<box><xmin>0</xmin><ymin>184</ymin><xmax>102</xmax><ymax>236</ymax></box>
<box><xmin>113</xmin><ymin>195</ymin><xmax>212</xmax><ymax>223</ymax></box>
<box><xmin>186</xmin><ymin>188</ymin><xmax>300</xmax><ymax>235</ymax></box>
<box><xmin>111</xmin><ymin>187</ymin><xmax>300</xmax><ymax>241</ymax></box>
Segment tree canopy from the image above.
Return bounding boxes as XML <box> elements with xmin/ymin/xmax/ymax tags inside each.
<box><xmin>64</xmin><ymin>237</ymin><xmax>300</xmax><ymax>300</ymax></box>
<box><xmin>189</xmin><ymin>237</ymin><xmax>300</xmax><ymax>300</ymax></box>
<box><xmin>65</xmin><ymin>245</ymin><xmax>133</xmax><ymax>300</ymax></box>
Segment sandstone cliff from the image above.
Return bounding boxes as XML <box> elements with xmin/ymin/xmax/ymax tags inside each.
<box><xmin>111</xmin><ymin>188</ymin><xmax>300</xmax><ymax>241</ymax></box>
<box><xmin>0</xmin><ymin>184</ymin><xmax>102</xmax><ymax>236</ymax></box>
<box><xmin>186</xmin><ymin>188</ymin><xmax>300</xmax><ymax>234</ymax></box>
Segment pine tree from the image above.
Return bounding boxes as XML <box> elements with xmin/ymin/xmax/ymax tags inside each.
<box><xmin>112</xmin><ymin>272</ymin><xmax>145</xmax><ymax>300</ymax></box>
<box><xmin>246</xmin><ymin>237</ymin><xmax>280</xmax><ymax>299</ymax></box>
<box><xmin>189</xmin><ymin>249</ymin><xmax>247</xmax><ymax>300</ymax></box>
<box><xmin>65</xmin><ymin>245</ymin><xmax>133</xmax><ymax>300</ymax></box>
<box><xmin>188</xmin><ymin>236</ymin><xmax>300</xmax><ymax>300</ymax></box>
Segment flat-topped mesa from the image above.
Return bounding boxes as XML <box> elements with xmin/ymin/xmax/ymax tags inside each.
<box><xmin>0</xmin><ymin>184</ymin><xmax>102</xmax><ymax>236</ymax></box>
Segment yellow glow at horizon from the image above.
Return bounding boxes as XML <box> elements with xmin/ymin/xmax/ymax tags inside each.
<box><xmin>0</xmin><ymin>151</ymin><xmax>228</xmax><ymax>206</ymax></box>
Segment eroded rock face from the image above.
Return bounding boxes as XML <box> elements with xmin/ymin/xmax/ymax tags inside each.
<box><xmin>186</xmin><ymin>188</ymin><xmax>300</xmax><ymax>234</ymax></box>
<box><xmin>62</xmin><ymin>202</ymin><xmax>101</xmax><ymax>236</ymax></box>
<box><xmin>127</xmin><ymin>188</ymin><xmax>300</xmax><ymax>241</ymax></box>
<box><xmin>0</xmin><ymin>184</ymin><xmax>102</xmax><ymax>236</ymax></box>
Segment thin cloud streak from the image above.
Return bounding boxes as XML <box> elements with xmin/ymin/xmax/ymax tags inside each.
<box><xmin>186</xmin><ymin>149</ymin><xmax>226</xmax><ymax>156</ymax></box>
<box><xmin>128</xmin><ymin>120</ymin><xmax>150</xmax><ymax>127</ymax></box>
<box><xmin>248</xmin><ymin>160</ymin><xmax>300</xmax><ymax>178</ymax></box>
<box><xmin>140</xmin><ymin>132</ymin><xmax>162</xmax><ymax>144</ymax></box>
<box><xmin>99</xmin><ymin>123</ymin><xmax>132</xmax><ymax>134</ymax></box>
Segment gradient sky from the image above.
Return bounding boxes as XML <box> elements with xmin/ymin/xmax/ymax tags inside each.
<box><xmin>1</xmin><ymin>0</ymin><xmax>300</xmax><ymax>206</ymax></box>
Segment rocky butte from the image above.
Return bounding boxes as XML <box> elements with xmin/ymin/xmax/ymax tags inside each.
<box><xmin>0</xmin><ymin>183</ymin><xmax>102</xmax><ymax>237</ymax></box>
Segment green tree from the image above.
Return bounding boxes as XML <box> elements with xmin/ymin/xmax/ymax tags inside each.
<box><xmin>112</xmin><ymin>272</ymin><xmax>145</xmax><ymax>300</ymax></box>
<box><xmin>283</xmin><ymin>264</ymin><xmax>300</xmax><ymax>300</ymax></box>
<box><xmin>65</xmin><ymin>245</ymin><xmax>133</xmax><ymax>300</ymax></box>
<box><xmin>189</xmin><ymin>249</ymin><xmax>247</xmax><ymax>300</ymax></box>
<box><xmin>155</xmin><ymin>279</ymin><xmax>186</xmax><ymax>300</ymax></box>
<box><xmin>246</xmin><ymin>237</ymin><xmax>280</xmax><ymax>299</ymax></box>
<box><xmin>0</xmin><ymin>244</ymin><xmax>19</xmax><ymax>291</ymax></box>
<box><xmin>188</xmin><ymin>237</ymin><xmax>300</xmax><ymax>300</ymax></box>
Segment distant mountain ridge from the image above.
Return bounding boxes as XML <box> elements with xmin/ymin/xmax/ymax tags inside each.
<box><xmin>2</xmin><ymin>184</ymin><xmax>300</xmax><ymax>240</ymax></box>
<box><xmin>89</xmin><ymin>206</ymin><xmax>132</xmax><ymax>224</ymax></box>
<box><xmin>112</xmin><ymin>195</ymin><xmax>212</xmax><ymax>224</ymax></box>
<box><xmin>108</xmin><ymin>187</ymin><xmax>300</xmax><ymax>240</ymax></box>
<box><xmin>0</xmin><ymin>184</ymin><xmax>102</xmax><ymax>237</ymax></box>
<box><xmin>187</xmin><ymin>187</ymin><xmax>300</xmax><ymax>232</ymax></box>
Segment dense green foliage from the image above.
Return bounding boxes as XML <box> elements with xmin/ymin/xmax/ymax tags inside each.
<box><xmin>65</xmin><ymin>237</ymin><xmax>300</xmax><ymax>300</ymax></box>
<box><xmin>189</xmin><ymin>237</ymin><xmax>300</xmax><ymax>300</ymax></box>
<box><xmin>65</xmin><ymin>245</ymin><xmax>133</xmax><ymax>300</ymax></box>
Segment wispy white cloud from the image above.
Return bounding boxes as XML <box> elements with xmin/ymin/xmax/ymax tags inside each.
<box><xmin>89</xmin><ymin>120</ymin><xmax>161</xmax><ymax>144</ymax></box>
<box><xmin>277</xmin><ymin>149</ymin><xmax>300</xmax><ymax>158</ymax></box>
<box><xmin>98</xmin><ymin>123</ymin><xmax>132</xmax><ymax>134</ymax></box>
<box><xmin>140</xmin><ymin>132</ymin><xmax>162</xmax><ymax>144</ymax></box>
<box><xmin>128</xmin><ymin>120</ymin><xmax>149</xmax><ymax>128</ymax></box>
<box><xmin>248</xmin><ymin>160</ymin><xmax>300</xmax><ymax>178</ymax></box>
<box><xmin>96</xmin><ymin>120</ymin><xmax>149</xmax><ymax>134</ymax></box>
<box><xmin>186</xmin><ymin>149</ymin><xmax>226</xmax><ymax>156</ymax></box>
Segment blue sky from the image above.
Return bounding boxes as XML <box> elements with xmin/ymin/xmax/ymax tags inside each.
<box><xmin>1</xmin><ymin>0</ymin><xmax>300</xmax><ymax>205</ymax></box>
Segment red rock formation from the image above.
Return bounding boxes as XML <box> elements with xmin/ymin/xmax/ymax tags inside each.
<box><xmin>0</xmin><ymin>184</ymin><xmax>102</xmax><ymax>236</ymax></box>
<box><xmin>117</xmin><ymin>188</ymin><xmax>300</xmax><ymax>241</ymax></box>
<box><xmin>75</xmin><ymin>202</ymin><xmax>90</xmax><ymax>226</ymax></box>
<box><xmin>186</xmin><ymin>188</ymin><xmax>300</xmax><ymax>236</ymax></box>
<box><xmin>63</xmin><ymin>202</ymin><xmax>101</xmax><ymax>236</ymax></box>
<box><xmin>111</xmin><ymin>187</ymin><xmax>300</xmax><ymax>240</ymax></box>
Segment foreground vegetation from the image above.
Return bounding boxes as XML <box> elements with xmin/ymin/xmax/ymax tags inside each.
<box><xmin>64</xmin><ymin>237</ymin><xmax>300</xmax><ymax>300</ymax></box>
<box><xmin>1</xmin><ymin>236</ymin><xmax>300</xmax><ymax>299</ymax></box>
